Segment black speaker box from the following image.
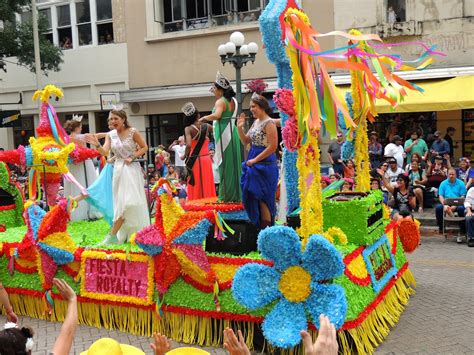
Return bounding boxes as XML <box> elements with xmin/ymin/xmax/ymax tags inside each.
<box><xmin>205</xmin><ymin>219</ymin><xmax>259</xmax><ymax>255</ymax></box>
<box><xmin>287</xmin><ymin>214</ymin><xmax>301</xmax><ymax>229</ymax></box>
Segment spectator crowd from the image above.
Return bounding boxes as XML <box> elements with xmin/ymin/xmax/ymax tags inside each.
<box><xmin>326</xmin><ymin>126</ymin><xmax>473</xmax><ymax>247</ymax></box>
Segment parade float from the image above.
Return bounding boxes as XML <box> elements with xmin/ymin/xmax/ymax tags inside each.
<box><xmin>0</xmin><ymin>1</ymin><xmax>440</xmax><ymax>353</ymax></box>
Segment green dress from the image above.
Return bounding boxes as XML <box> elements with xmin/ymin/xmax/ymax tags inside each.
<box><xmin>213</xmin><ymin>97</ymin><xmax>242</xmax><ymax>202</ymax></box>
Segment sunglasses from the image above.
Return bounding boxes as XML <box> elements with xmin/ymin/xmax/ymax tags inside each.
<box><xmin>382</xmin><ymin>164</ymin><xmax>388</xmax><ymax>167</ymax></box>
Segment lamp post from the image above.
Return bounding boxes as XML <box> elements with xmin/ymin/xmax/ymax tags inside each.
<box><xmin>217</xmin><ymin>31</ymin><xmax>259</xmax><ymax>116</ymax></box>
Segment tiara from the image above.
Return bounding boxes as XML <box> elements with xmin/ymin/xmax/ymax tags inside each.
<box><xmin>181</xmin><ymin>102</ymin><xmax>196</xmax><ymax>117</ymax></box>
<box><xmin>215</xmin><ymin>71</ymin><xmax>230</xmax><ymax>89</ymax></box>
<box><xmin>251</xmin><ymin>92</ymin><xmax>262</xmax><ymax>100</ymax></box>
<box><xmin>111</xmin><ymin>104</ymin><xmax>124</xmax><ymax>111</ymax></box>
<box><xmin>72</xmin><ymin>114</ymin><xmax>83</xmax><ymax>122</ymax></box>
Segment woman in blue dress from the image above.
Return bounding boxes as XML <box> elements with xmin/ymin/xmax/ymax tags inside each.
<box><xmin>237</xmin><ymin>94</ymin><xmax>279</xmax><ymax>228</ymax></box>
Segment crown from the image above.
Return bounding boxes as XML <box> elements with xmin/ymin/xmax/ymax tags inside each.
<box><xmin>251</xmin><ymin>92</ymin><xmax>262</xmax><ymax>100</ymax></box>
<box><xmin>215</xmin><ymin>71</ymin><xmax>230</xmax><ymax>89</ymax></box>
<box><xmin>111</xmin><ymin>104</ymin><xmax>124</xmax><ymax>111</ymax></box>
<box><xmin>72</xmin><ymin>114</ymin><xmax>83</xmax><ymax>122</ymax></box>
<box><xmin>181</xmin><ymin>102</ymin><xmax>196</xmax><ymax>117</ymax></box>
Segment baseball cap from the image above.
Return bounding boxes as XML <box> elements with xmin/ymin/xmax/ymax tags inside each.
<box><xmin>148</xmin><ymin>163</ymin><xmax>155</xmax><ymax>168</ymax></box>
<box><xmin>392</xmin><ymin>135</ymin><xmax>402</xmax><ymax>141</ymax></box>
<box><xmin>388</xmin><ymin>159</ymin><xmax>397</xmax><ymax>163</ymax></box>
<box><xmin>433</xmin><ymin>131</ymin><xmax>441</xmax><ymax>137</ymax></box>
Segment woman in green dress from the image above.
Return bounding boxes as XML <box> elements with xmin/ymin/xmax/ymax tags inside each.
<box><xmin>199</xmin><ymin>72</ymin><xmax>242</xmax><ymax>202</ymax></box>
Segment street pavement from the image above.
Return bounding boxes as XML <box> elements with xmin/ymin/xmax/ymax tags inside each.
<box><xmin>1</xmin><ymin>233</ymin><xmax>473</xmax><ymax>355</ymax></box>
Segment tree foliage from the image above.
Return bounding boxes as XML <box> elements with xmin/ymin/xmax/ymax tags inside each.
<box><xmin>0</xmin><ymin>0</ymin><xmax>63</xmax><ymax>73</ymax></box>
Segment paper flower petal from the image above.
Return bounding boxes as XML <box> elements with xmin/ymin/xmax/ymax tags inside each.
<box><xmin>257</xmin><ymin>226</ymin><xmax>302</xmax><ymax>271</ymax></box>
<box><xmin>262</xmin><ymin>299</ymin><xmax>307</xmax><ymax>348</ymax></box>
<box><xmin>306</xmin><ymin>283</ymin><xmax>347</xmax><ymax>330</ymax></box>
<box><xmin>302</xmin><ymin>235</ymin><xmax>345</xmax><ymax>281</ymax></box>
<box><xmin>232</xmin><ymin>263</ymin><xmax>280</xmax><ymax>310</ymax></box>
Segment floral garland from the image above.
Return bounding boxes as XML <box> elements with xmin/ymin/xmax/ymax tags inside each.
<box><xmin>244</xmin><ymin>79</ymin><xmax>268</xmax><ymax>94</ymax></box>
<box><xmin>232</xmin><ymin>226</ymin><xmax>347</xmax><ymax>348</ymax></box>
<box><xmin>297</xmin><ymin>134</ymin><xmax>323</xmax><ymax>244</ymax></box>
<box><xmin>259</xmin><ymin>0</ymin><xmax>300</xmax><ymax>213</ymax></box>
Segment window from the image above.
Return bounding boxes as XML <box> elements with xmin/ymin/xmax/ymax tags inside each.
<box><xmin>161</xmin><ymin>0</ymin><xmax>265</xmax><ymax>33</ymax></box>
<box><xmin>20</xmin><ymin>11</ymin><xmax>32</xmax><ymax>24</ymax></box>
<box><xmin>386</xmin><ymin>0</ymin><xmax>406</xmax><ymax>22</ymax></box>
<box><xmin>76</xmin><ymin>1</ymin><xmax>92</xmax><ymax>46</ymax></box>
<box><xmin>57</xmin><ymin>5</ymin><xmax>73</xmax><ymax>49</ymax></box>
<box><xmin>39</xmin><ymin>8</ymin><xmax>53</xmax><ymax>44</ymax></box>
<box><xmin>96</xmin><ymin>0</ymin><xmax>114</xmax><ymax>44</ymax></box>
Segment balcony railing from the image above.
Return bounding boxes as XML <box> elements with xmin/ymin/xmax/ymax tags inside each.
<box><xmin>163</xmin><ymin>10</ymin><xmax>260</xmax><ymax>33</ymax></box>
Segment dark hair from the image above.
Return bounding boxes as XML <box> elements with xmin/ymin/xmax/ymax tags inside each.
<box><xmin>397</xmin><ymin>173</ymin><xmax>409</xmax><ymax>186</ymax></box>
<box><xmin>411</xmin><ymin>130</ymin><xmax>419</xmax><ymax>137</ymax></box>
<box><xmin>447</xmin><ymin>126</ymin><xmax>455</xmax><ymax>133</ymax></box>
<box><xmin>183</xmin><ymin>109</ymin><xmax>200</xmax><ymax>128</ymax></box>
<box><xmin>250</xmin><ymin>94</ymin><xmax>272</xmax><ymax>115</ymax></box>
<box><xmin>0</xmin><ymin>326</ymin><xmax>34</xmax><ymax>355</ymax></box>
<box><xmin>63</xmin><ymin>120</ymin><xmax>81</xmax><ymax>134</ymax></box>
<box><xmin>109</xmin><ymin>109</ymin><xmax>130</xmax><ymax>128</ymax></box>
<box><xmin>214</xmin><ymin>82</ymin><xmax>236</xmax><ymax>101</ymax></box>
<box><xmin>370</xmin><ymin>178</ymin><xmax>381</xmax><ymax>188</ymax></box>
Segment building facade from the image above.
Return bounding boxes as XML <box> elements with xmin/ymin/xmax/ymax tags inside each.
<box><xmin>120</xmin><ymin>0</ymin><xmax>473</xmax><ymax>161</ymax></box>
<box><xmin>0</xmin><ymin>0</ymin><xmax>129</xmax><ymax>149</ymax></box>
<box><xmin>333</xmin><ymin>0</ymin><xmax>474</xmax><ymax>158</ymax></box>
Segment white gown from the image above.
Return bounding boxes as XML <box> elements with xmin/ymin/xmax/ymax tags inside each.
<box><xmin>109</xmin><ymin>128</ymin><xmax>150</xmax><ymax>243</ymax></box>
<box><xmin>64</xmin><ymin>159</ymin><xmax>102</xmax><ymax>221</ymax></box>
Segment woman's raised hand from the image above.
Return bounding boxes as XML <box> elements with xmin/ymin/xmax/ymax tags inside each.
<box><xmin>85</xmin><ymin>134</ymin><xmax>100</xmax><ymax>147</ymax></box>
<box><xmin>237</xmin><ymin>113</ymin><xmax>246</xmax><ymax>129</ymax></box>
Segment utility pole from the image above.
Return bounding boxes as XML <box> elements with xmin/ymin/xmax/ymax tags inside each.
<box><xmin>31</xmin><ymin>0</ymin><xmax>42</xmax><ymax>90</ymax></box>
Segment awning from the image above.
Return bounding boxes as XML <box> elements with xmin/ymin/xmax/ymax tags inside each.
<box><xmin>339</xmin><ymin>75</ymin><xmax>474</xmax><ymax>113</ymax></box>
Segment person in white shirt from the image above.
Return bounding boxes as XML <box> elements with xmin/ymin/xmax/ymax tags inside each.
<box><xmin>384</xmin><ymin>135</ymin><xmax>405</xmax><ymax>169</ymax></box>
<box><xmin>465</xmin><ymin>186</ymin><xmax>474</xmax><ymax>247</ymax></box>
<box><xmin>169</xmin><ymin>136</ymin><xmax>187</xmax><ymax>178</ymax></box>
<box><xmin>385</xmin><ymin>158</ymin><xmax>404</xmax><ymax>187</ymax></box>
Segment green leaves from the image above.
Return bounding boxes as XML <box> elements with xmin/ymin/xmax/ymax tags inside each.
<box><xmin>0</xmin><ymin>1</ymin><xmax>63</xmax><ymax>73</ymax></box>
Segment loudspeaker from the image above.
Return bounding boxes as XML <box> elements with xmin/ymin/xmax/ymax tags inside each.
<box><xmin>287</xmin><ymin>214</ymin><xmax>301</xmax><ymax>229</ymax></box>
<box><xmin>205</xmin><ymin>219</ymin><xmax>259</xmax><ymax>255</ymax></box>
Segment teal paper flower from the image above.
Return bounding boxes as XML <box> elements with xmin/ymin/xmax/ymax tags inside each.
<box><xmin>232</xmin><ymin>226</ymin><xmax>347</xmax><ymax>348</ymax></box>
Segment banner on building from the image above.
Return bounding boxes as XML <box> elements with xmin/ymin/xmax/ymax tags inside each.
<box><xmin>0</xmin><ymin>111</ymin><xmax>21</xmax><ymax>128</ymax></box>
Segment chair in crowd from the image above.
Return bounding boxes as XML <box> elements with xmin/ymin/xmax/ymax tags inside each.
<box><xmin>442</xmin><ymin>198</ymin><xmax>466</xmax><ymax>242</ymax></box>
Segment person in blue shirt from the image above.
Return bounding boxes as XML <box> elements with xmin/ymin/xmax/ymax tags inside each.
<box><xmin>430</xmin><ymin>131</ymin><xmax>450</xmax><ymax>160</ymax></box>
<box><xmin>435</xmin><ymin>168</ymin><xmax>467</xmax><ymax>237</ymax></box>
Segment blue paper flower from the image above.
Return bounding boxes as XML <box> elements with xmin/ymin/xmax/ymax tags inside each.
<box><xmin>232</xmin><ymin>226</ymin><xmax>347</xmax><ymax>348</ymax></box>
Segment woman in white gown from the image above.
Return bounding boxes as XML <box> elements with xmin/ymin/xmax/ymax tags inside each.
<box><xmin>88</xmin><ymin>109</ymin><xmax>150</xmax><ymax>244</ymax></box>
<box><xmin>63</xmin><ymin>116</ymin><xmax>101</xmax><ymax>221</ymax></box>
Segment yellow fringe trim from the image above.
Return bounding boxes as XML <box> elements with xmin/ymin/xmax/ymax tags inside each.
<box><xmin>3</xmin><ymin>268</ymin><xmax>415</xmax><ymax>354</ymax></box>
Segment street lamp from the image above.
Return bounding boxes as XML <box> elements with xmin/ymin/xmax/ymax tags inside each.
<box><xmin>217</xmin><ymin>31</ymin><xmax>259</xmax><ymax>116</ymax></box>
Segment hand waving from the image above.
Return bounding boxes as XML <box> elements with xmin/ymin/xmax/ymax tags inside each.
<box><xmin>150</xmin><ymin>333</ymin><xmax>171</xmax><ymax>355</ymax></box>
<box><xmin>301</xmin><ymin>315</ymin><xmax>338</xmax><ymax>355</ymax></box>
<box><xmin>53</xmin><ymin>278</ymin><xmax>77</xmax><ymax>303</ymax></box>
<box><xmin>237</xmin><ymin>113</ymin><xmax>247</xmax><ymax>129</ymax></box>
<box><xmin>223</xmin><ymin>328</ymin><xmax>251</xmax><ymax>355</ymax></box>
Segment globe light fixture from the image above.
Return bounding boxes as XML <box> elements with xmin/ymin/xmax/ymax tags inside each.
<box><xmin>217</xmin><ymin>32</ymin><xmax>259</xmax><ymax>116</ymax></box>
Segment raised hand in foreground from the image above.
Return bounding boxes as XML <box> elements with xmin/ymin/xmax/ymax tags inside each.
<box><xmin>301</xmin><ymin>314</ymin><xmax>338</xmax><ymax>355</ymax></box>
<box><xmin>150</xmin><ymin>333</ymin><xmax>171</xmax><ymax>355</ymax></box>
<box><xmin>223</xmin><ymin>327</ymin><xmax>251</xmax><ymax>355</ymax></box>
<box><xmin>51</xmin><ymin>278</ymin><xmax>78</xmax><ymax>355</ymax></box>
